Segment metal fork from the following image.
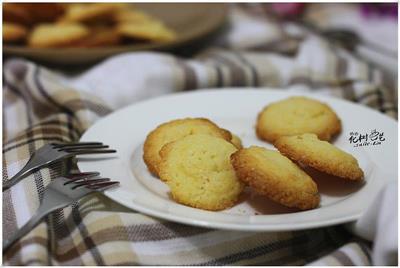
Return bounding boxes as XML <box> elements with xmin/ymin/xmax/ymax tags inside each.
<box><xmin>3</xmin><ymin>142</ymin><xmax>116</xmax><ymax>191</ymax></box>
<box><xmin>3</xmin><ymin>172</ymin><xmax>119</xmax><ymax>252</ymax></box>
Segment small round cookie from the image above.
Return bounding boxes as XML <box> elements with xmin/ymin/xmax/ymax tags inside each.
<box><xmin>143</xmin><ymin>118</ymin><xmax>232</xmax><ymax>177</ymax></box>
<box><xmin>274</xmin><ymin>134</ymin><xmax>364</xmax><ymax>181</ymax></box>
<box><xmin>28</xmin><ymin>24</ymin><xmax>90</xmax><ymax>48</ymax></box>
<box><xmin>117</xmin><ymin>21</ymin><xmax>176</xmax><ymax>42</ymax></box>
<box><xmin>3</xmin><ymin>23</ymin><xmax>28</xmax><ymax>43</ymax></box>
<box><xmin>256</xmin><ymin>97</ymin><xmax>341</xmax><ymax>143</ymax></box>
<box><xmin>231</xmin><ymin>146</ymin><xmax>320</xmax><ymax>210</ymax></box>
<box><xmin>159</xmin><ymin>134</ymin><xmax>243</xmax><ymax>211</ymax></box>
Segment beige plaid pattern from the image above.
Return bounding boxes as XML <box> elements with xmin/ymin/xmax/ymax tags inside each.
<box><xmin>3</xmin><ymin>4</ymin><xmax>396</xmax><ymax>266</ymax></box>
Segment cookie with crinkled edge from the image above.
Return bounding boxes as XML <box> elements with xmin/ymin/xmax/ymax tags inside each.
<box><xmin>220</xmin><ymin>128</ymin><xmax>243</xmax><ymax>149</ymax></box>
<box><xmin>256</xmin><ymin>96</ymin><xmax>341</xmax><ymax>143</ymax></box>
<box><xmin>275</xmin><ymin>133</ymin><xmax>364</xmax><ymax>181</ymax></box>
<box><xmin>28</xmin><ymin>23</ymin><xmax>90</xmax><ymax>48</ymax></box>
<box><xmin>143</xmin><ymin>118</ymin><xmax>232</xmax><ymax>177</ymax></box>
<box><xmin>159</xmin><ymin>134</ymin><xmax>243</xmax><ymax>211</ymax></box>
<box><xmin>230</xmin><ymin>146</ymin><xmax>320</xmax><ymax>210</ymax></box>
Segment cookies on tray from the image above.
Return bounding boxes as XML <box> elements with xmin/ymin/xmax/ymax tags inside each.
<box><xmin>4</xmin><ymin>3</ymin><xmax>177</xmax><ymax>47</ymax></box>
<box><xmin>143</xmin><ymin>118</ymin><xmax>232</xmax><ymax>177</ymax></box>
<box><xmin>159</xmin><ymin>134</ymin><xmax>243</xmax><ymax>211</ymax></box>
<box><xmin>275</xmin><ymin>133</ymin><xmax>364</xmax><ymax>181</ymax></box>
<box><xmin>256</xmin><ymin>97</ymin><xmax>341</xmax><ymax>143</ymax></box>
<box><xmin>231</xmin><ymin>146</ymin><xmax>320</xmax><ymax>210</ymax></box>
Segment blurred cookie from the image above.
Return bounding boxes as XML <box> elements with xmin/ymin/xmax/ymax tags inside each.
<box><xmin>231</xmin><ymin>146</ymin><xmax>320</xmax><ymax>210</ymax></box>
<box><xmin>76</xmin><ymin>27</ymin><xmax>121</xmax><ymax>47</ymax></box>
<box><xmin>256</xmin><ymin>97</ymin><xmax>341</xmax><ymax>143</ymax></box>
<box><xmin>275</xmin><ymin>133</ymin><xmax>364</xmax><ymax>181</ymax></box>
<box><xmin>28</xmin><ymin>23</ymin><xmax>90</xmax><ymax>48</ymax></box>
<box><xmin>18</xmin><ymin>3</ymin><xmax>65</xmax><ymax>23</ymax></box>
<box><xmin>59</xmin><ymin>3</ymin><xmax>126</xmax><ymax>24</ymax></box>
<box><xmin>117</xmin><ymin>21</ymin><xmax>176</xmax><ymax>42</ymax></box>
<box><xmin>3</xmin><ymin>3</ymin><xmax>33</xmax><ymax>25</ymax></box>
<box><xmin>113</xmin><ymin>9</ymin><xmax>154</xmax><ymax>24</ymax></box>
<box><xmin>159</xmin><ymin>134</ymin><xmax>243</xmax><ymax>211</ymax></box>
<box><xmin>143</xmin><ymin>118</ymin><xmax>232</xmax><ymax>177</ymax></box>
<box><xmin>3</xmin><ymin>23</ymin><xmax>28</xmax><ymax>43</ymax></box>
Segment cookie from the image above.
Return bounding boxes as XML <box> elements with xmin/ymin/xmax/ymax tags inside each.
<box><xmin>256</xmin><ymin>96</ymin><xmax>341</xmax><ymax>143</ymax></box>
<box><xmin>159</xmin><ymin>134</ymin><xmax>243</xmax><ymax>211</ymax></box>
<box><xmin>3</xmin><ymin>3</ymin><xmax>33</xmax><ymax>25</ymax></box>
<box><xmin>143</xmin><ymin>118</ymin><xmax>232</xmax><ymax>177</ymax></box>
<box><xmin>58</xmin><ymin>3</ymin><xmax>126</xmax><ymax>24</ymax></box>
<box><xmin>117</xmin><ymin>21</ymin><xmax>176</xmax><ymax>42</ymax></box>
<box><xmin>230</xmin><ymin>133</ymin><xmax>243</xmax><ymax>149</ymax></box>
<box><xmin>3</xmin><ymin>23</ymin><xmax>28</xmax><ymax>43</ymax></box>
<box><xmin>231</xmin><ymin>146</ymin><xmax>320</xmax><ymax>210</ymax></box>
<box><xmin>18</xmin><ymin>3</ymin><xmax>65</xmax><ymax>23</ymax></box>
<box><xmin>76</xmin><ymin>27</ymin><xmax>121</xmax><ymax>47</ymax></box>
<box><xmin>274</xmin><ymin>133</ymin><xmax>364</xmax><ymax>181</ymax></box>
<box><xmin>28</xmin><ymin>23</ymin><xmax>90</xmax><ymax>48</ymax></box>
<box><xmin>113</xmin><ymin>9</ymin><xmax>154</xmax><ymax>24</ymax></box>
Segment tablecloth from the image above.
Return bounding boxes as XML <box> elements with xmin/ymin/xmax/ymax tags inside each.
<box><xmin>3</xmin><ymin>4</ymin><xmax>397</xmax><ymax>265</ymax></box>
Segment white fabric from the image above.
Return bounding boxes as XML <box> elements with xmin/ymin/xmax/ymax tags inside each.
<box><xmin>350</xmin><ymin>181</ymin><xmax>398</xmax><ymax>265</ymax></box>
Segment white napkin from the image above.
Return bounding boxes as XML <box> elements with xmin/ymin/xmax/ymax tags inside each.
<box><xmin>349</xmin><ymin>181</ymin><xmax>398</xmax><ymax>265</ymax></box>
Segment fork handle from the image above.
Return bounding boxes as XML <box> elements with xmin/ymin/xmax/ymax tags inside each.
<box><xmin>3</xmin><ymin>207</ymin><xmax>48</xmax><ymax>252</ymax></box>
<box><xmin>3</xmin><ymin>159</ymin><xmax>48</xmax><ymax>191</ymax></box>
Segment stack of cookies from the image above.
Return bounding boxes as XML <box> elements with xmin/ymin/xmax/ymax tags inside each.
<box><xmin>3</xmin><ymin>3</ymin><xmax>176</xmax><ymax>48</ymax></box>
<box><xmin>143</xmin><ymin>118</ymin><xmax>244</xmax><ymax>211</ymax></box>
<box><xmin>143</xmin><ymin>97</ymin><xmax>364</xmax><ymax>212</ymax></box>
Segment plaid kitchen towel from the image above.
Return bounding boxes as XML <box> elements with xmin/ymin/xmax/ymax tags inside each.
<box><xmin>3</xmin><ymin>4</ymin><xmax>397</xmax><ymax>266</ymax></box>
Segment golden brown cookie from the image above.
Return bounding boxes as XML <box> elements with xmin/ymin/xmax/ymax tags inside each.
<box><xmin>18</xmin><ymin>3</ymin><xmax>65</xmax><ymax>23</ymax></box>
<box><xmin>231</xmin><ymin>146</ymin><xmax>320</xmax><ymax>210</ymax></box>
<box><xmin>256</xmin><ymin>96</ymin><xmax>341</xmax><ymax>143</ymax></box>
<box><xmin>3</xmin><ymin>3</ymin><xmax>33</xmax><ymax>25</ymax></box>
<box><xmin>3</xmin><ymin>23</ymin><xmax>28</xmax><ymax>43</ymax></box>
<box><xmin>113</xmin><ymin>9</ymin><xmax>154</xmax><ymax>24</ymax></box>
<box><xmin>274</xmin><ymin>133</ymin><xmax>364</xmax><ymax>181</ymax></box>
<box><xmin>159</xmin><ymin>134</ymin><xmax>243</xmax><ymax>211</ymax></box>
<box><xmin>58</xmin><ymin>3</ymin><xmax>126</xmax><ymax>24</ymax></box>
<box><xmin>143</xmin><ymin>118</ymin><xmax>232</xmax><ymax>177</ymax></box>
<box><xmin>28</xmin><ymin>23</ymin><xmax>90</xmax><ymax>48</ymax></box>
<box><xmin>76</xmin><ymin>27</ymin><xmax>121</xmax><ymax>47</ymax></box>
<box><xmin>117</xmin><ymin>21</ymin><xmax>176</xmax><ymax>42</ymax></box>
<box><xmin>230</xmin><ymin>133</ymin><xmax>243</xmax><ymax>149</ymax></box>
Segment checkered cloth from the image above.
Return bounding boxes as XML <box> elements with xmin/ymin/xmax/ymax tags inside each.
<box><xmin>3</xmin><ymin>4</ymin><xmax>397</xmax><ymax>265</ymax></box>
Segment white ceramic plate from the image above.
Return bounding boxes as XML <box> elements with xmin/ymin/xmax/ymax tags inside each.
<box><xmin>78</xmin><ymin>89</ymin><xmax>397</xmax><ymax>231</ymax></box>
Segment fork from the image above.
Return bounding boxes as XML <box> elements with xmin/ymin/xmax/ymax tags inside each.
<box><xmin>3</xmin><ymin>142</ymin><xmax>116</xmax><ymax>191</ymax></box>
<box><xmin>3</xmin><ymin>172</ymin><xmax>119</xmax><ymax>252</ymax></box>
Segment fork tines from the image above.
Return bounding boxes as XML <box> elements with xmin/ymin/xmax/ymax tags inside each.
<box><xmin>65</xmin><ymin>172</ymin><xmax>119</xmax><ymax>191</ymax></box>
<box><xmin>51</xmin><ymin>142</ymin><xmax>117</xmax><ymax>155</ymax></box>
